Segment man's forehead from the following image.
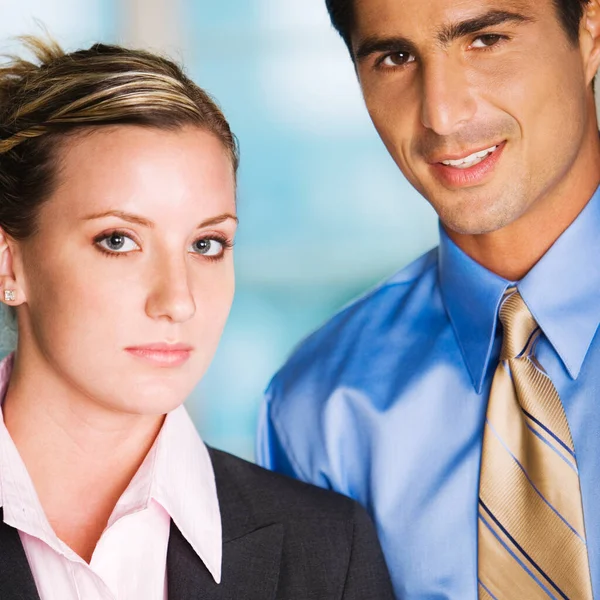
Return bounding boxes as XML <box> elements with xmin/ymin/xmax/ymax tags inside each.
<box><xmin>353</xmin><ymin>0</ymin><xmax>538</xmax><ymax>34</ymax></box>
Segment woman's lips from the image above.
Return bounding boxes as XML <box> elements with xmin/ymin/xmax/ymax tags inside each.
<box><xmin>429</xmin><ymin>141</ymin><xmax>506</xmax><ymax>188</ymax></box>
<box><xmin>125</xmin><ymin>343</ymin><xmax>193</xmax><ymax>367</ymax></box>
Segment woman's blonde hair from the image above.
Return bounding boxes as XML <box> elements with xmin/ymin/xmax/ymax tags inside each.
<box><xmin>0</xmin><ymin>37</ymin><xmax>239</xmax><ymax>239</ymax></box>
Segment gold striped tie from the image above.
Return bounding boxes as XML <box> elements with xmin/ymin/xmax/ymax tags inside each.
<box><xmin>478</xmin><ymin>289</ymin><xmax>593</xmax><ymax>600</ymax></box>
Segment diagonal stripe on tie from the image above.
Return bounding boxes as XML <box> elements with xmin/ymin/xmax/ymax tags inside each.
<box><xmin>521</xmin><ymin>409</ymin><xmax>577</xmax><ymax>462</ymax></box>
<box><xmin>478</xmin><ymin>290</ymin><xmax>593</xmax><ymax>600</ymax></box>
<box><xmin>479</xmin><ymin>509</ymin><xmax>561</xmax><ymax>599</ymax></box>
<box><xmin>511</xmin><ymin>358</ymin><xmax>574</xmax><ymax>452</ymax></box>
<box><xmin>478</xmin><ymin>580</ymin><xmax>500</xmax><ymax>600</ymax></box>
<box><xmin>485</xmin><ymin>366</ymin><xmax>585</xmax><ymax>539</ymax></box>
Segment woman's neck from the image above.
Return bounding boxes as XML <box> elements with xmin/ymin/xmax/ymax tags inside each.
<box><xmin>2</xmin><ymin>351</ymin><xmax>164</xmax><ymax>562</ymax></box>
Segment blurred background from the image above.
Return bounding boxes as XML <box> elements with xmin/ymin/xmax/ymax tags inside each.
<box><xmin>0</xmin><ymin>0</ymin><xmax>438</xmax><ymax>459</ymax></box>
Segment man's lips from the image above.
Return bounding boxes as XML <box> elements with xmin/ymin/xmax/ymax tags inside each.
<box><xmin>428</xmin><ymin>141</ymin><xmax>505</xmax><ymax>164</ymax></box>
<box><xmin>428</xmin><ymin>141</ymin><xmax>506</xmax><ymax>188</ymax></box>
<box><xmin>125</xmin><ymin>343</ymin><xmax>194</xmax><ymax>367</ymax></box>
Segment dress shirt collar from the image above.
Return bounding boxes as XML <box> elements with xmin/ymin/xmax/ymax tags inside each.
<box><xmin>438</xmin><ymin>227</ymin><xmax>510</xmax><ymax>393</ymax></box>
<box><xmin>439</xmin><ymin>185</ymin><xmax>600</xmax><ymax>392</ymax></box>
<box><xmin>150</xmin><ymin>402</ymin><xmax>222</xmax><ymax>583</ymax></box>
<box><xmin>0</xmin><ymin>353</ymin><xmax>222</xmax><ymax>583</ymax></box>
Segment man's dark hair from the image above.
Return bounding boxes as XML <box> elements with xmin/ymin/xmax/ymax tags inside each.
<box><xmin>325</xmin><ymin>0</ymin><xmax>590</xmax><ymax>53</ymax></box>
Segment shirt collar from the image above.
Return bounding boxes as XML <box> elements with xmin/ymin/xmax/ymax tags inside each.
<box><xmin>0</xmin><ymin>353</ymin><xmax>222</xmax><ymax>583</ymax></box>
<box><xmin>439</xmin><ymin>185</ymin><xmax>600</xmax><ymax>391</ymax></box>
<box><xmin>518</xmin><ymin>186</ymin><xmax>600</xmax><ymax>380</ymax></box>
<box><xmin>151</xmin><ymin>404</ymin><xmax>222</xmax><ymax>584</ymax></box>
<box><xmin>107</xmin><ymin>403</ymin><xmax>223</xmax><ymax>583</ymax></box>
<box><xmin>438</xmin><ymin>226</ymin><xmax>510</xmax><ymax>393</ymax></box>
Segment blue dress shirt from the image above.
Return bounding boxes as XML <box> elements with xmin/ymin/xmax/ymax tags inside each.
<box><xmin>257</xmin><ymin>186</ymin><xmax>600</xmax><ymax>599</ymax></box>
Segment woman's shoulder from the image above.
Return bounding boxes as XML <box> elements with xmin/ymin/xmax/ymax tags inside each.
<box><xmin>205</xmin><ymin>446</ymin><xmax>395</xmax><ymax>599</ymax></box>
<box><xmin>207</xmin><ymin>445</ymin><xmax>361</xmax><ymax>524</ymax></box>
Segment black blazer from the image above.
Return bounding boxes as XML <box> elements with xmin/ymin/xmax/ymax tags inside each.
<box><xmin>0</xmin><ymin>447</ymin><xmax>395</xmax><ymax>599</ymax></box>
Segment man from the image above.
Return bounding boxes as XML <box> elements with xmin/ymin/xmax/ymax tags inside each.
<box><xmin>257</xmin><ymin>0</ymin><xmax>600</xmax><ymax>598</ymax></box>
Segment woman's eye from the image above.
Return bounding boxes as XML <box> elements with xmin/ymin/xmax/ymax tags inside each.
<box><xmin>381</xmin><ymin>52</ymin><xmax>416</xmax><ymax>68</ymax></box>
<box><xmin>97</xmin><ymin>233</ymin><xmax>139</xmax><ymax>253</ymax></box>
<box><xmin>471</xmin><ymin>34</ymin><xmax>504</xmax><ymax>49</ymax></box>
<box><xmin>191</xmin><ymin>238</ymin><xmax>224</xmax><ymax>257</ymax></box>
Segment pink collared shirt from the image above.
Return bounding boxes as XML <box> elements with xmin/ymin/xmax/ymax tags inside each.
<box><xmin>0</xmin><ymin>354</ymin><xmax>222</xmax><ymax>600</ymax></box>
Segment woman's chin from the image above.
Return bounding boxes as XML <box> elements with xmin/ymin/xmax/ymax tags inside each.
<box><xmin>90</xmin><ymin>378</ymin><xmax>196</xmax><ymax>417</ymax></box>
<box><xmin>107</xmin><ymin>393</ymin><xmax>187</xmax><ymax>417</ymax></box>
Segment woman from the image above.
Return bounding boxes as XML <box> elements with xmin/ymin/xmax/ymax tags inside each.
<box><xmin>0</xmin><ymin>38</ymin><xmax>394</xmax><ymax>600</ymax></box>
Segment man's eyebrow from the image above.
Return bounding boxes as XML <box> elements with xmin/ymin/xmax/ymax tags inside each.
<box><xmin>355</xmin><ymin>36</ymin><xmax>416</xmax><ymax>62</ymax></box>
<box><xmin>83</xmin><ymin>211</ymin><xmax>238</xmax><ymax>229</ymax></box>
<box><xmin>437</xmin><ymin>10</ymin><xmax>535</xmax><ymax>45</ymax></box>
<box><xmin>354</xmin><ymin>10</ymin><xmax>534</xmax><ymax>60</ymax></box>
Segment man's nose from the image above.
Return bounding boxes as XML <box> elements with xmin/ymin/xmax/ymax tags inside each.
<box><xmin>420</xmin><ymin>58</ymin><xmax>477</xmax><ymax>136</ymax></box>
<box><xmin>145</xmin><ymin>255</ymin><xmax>196</xmax><ymax>323</ymax></box>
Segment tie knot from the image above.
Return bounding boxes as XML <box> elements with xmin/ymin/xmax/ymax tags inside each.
<box><xmin>499</xmin><ymin>290</ymin><xmax>539</xmax><ymax>360</ymax></box>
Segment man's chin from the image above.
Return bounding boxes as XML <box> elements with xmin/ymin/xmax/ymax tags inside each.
<box><xmin>435</xmin><ymin>199</ymin><xmax>520</xmax><ymax>237</ymax></box>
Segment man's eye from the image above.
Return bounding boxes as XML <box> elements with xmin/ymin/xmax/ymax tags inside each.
<box><xmin>380</xmin><ymin>52</ymin><xmax>416</xmax><ymax>67</ymax></box>
<box><xmin>97</xmin><ymin>232</ymin><xmax>139</xmax><ymax>253</ymax></box>
<box><xmin>191</xmin><ymin>238</ymin><xmax>225</xmax><ymax>257</ymax></box>
<box><xmin>471</xmin><ymin>34</ymin><xmax>504</xmax><ymax>49</ymax></box>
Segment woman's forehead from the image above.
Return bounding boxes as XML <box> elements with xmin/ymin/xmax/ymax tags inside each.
<box><xmin>45</xmin><ymin>126</ymin><xmax>236</xmax><ymax>225</ymax></box>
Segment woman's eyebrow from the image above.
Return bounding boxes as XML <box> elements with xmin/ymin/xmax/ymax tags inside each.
<box><xmin>198</xmin><ymin>213</ymin><xmax>238</xmax><ymax>228</ymax></box>
<box><xmin>82</xmin><ymin>210</ymin><xmax>238</xmax><ymax>229</ymax></box>
<box><xmin>83</xmin><ymin>210</ymin><xmax>154</xmax><ymax>227</ymax></box>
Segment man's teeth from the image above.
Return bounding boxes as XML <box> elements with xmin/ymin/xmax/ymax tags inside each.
<box><xmin>441</xmin><ymin>145</ymin><xmax>498</xmax><ymax>168</ymax></box>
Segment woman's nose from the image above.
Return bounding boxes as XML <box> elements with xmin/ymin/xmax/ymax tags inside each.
<box><xmin>145</xmin><ymin>256</ymin><xmax>196</xmax><ymax>323</ymax></box>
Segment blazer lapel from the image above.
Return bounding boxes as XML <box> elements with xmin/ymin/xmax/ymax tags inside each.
<box><xmin>0</xmin><ymin>511</ymin><xmax>41</xmax><ymax>600</ymax></box>
<box><xmin>167</xmin><ymin>520</ymin><xmax>283</xmax><ymax>600</ymax></box>
<box><xmin>167</xmin><ymin>448</ymin><xmax>284</xmax><ymax>600</ymax></box>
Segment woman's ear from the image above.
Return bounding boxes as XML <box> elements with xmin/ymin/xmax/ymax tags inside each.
<box><xmin>581</xmin><ymin>0</ymin><xmax>600</xmax><ymax>85</ymax></box>
<box><xmin>0</xmin><ymin>228</ymin><xmax>25</xmax><ymax>306</ymax></box>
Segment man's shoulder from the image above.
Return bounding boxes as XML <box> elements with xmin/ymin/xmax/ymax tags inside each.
<box><xmin>331</xmin><ymin>245</ymin><xmax>439</xmax><ymax>325</ymax></box>
<box><xmin>209</xmin><ymin>446</ymin><xmax>363</xmax><ymax>523</ymax></box>
<box><xmin>267</xmin><ymin>247</ymin><xmax>441</xmax><ymax>403</ymax></box>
